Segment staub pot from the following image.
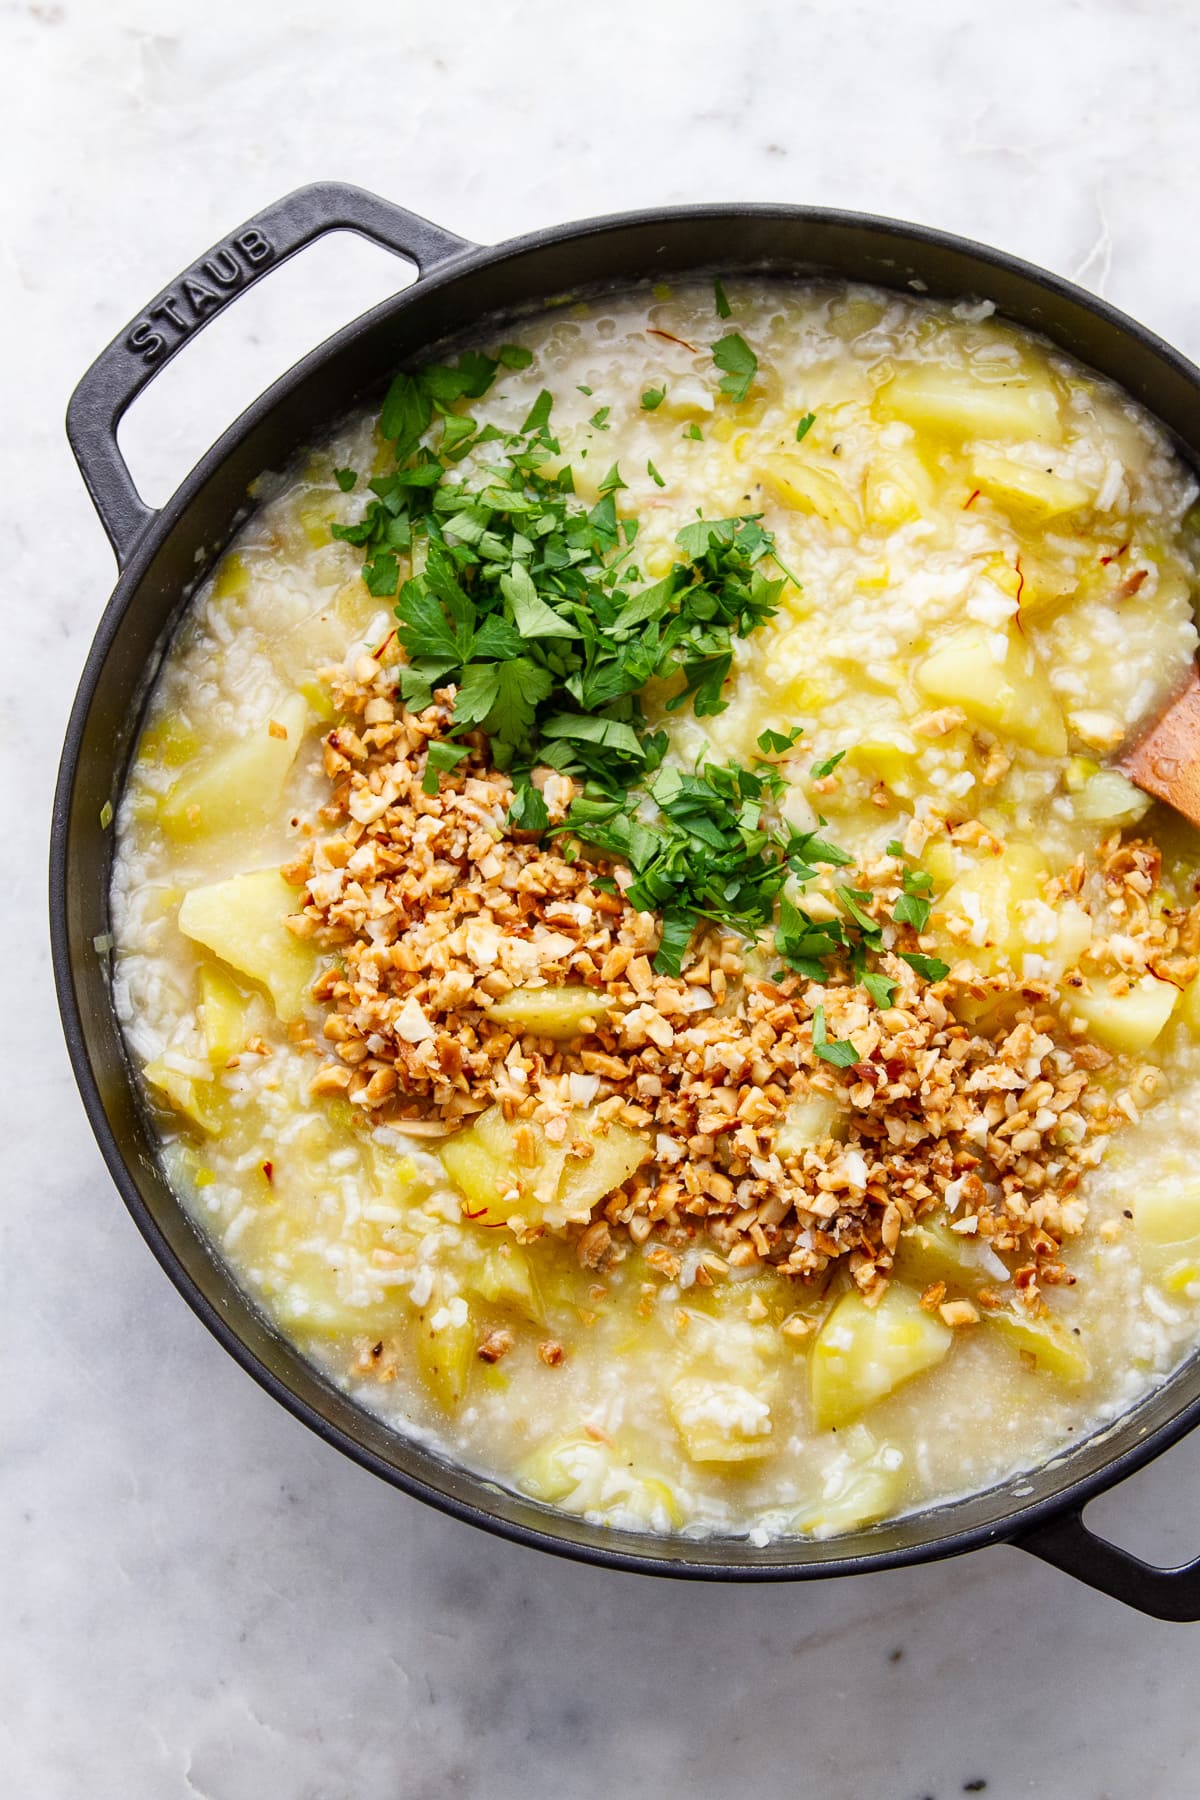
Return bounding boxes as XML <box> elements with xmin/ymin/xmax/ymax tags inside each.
<box><xmin>52</xmin><ymin>182</ymin><xmax>1200</xmax><ymax>1617</ymax></box>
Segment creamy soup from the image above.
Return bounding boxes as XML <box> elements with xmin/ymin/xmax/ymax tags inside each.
<box><xmin>110</xmin><ymin>278</ymin><xmax>1200</xmax><ymax>1541</ymax></box>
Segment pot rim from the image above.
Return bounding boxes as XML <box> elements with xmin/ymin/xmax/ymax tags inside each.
<box><xmin>51</xmin><ymin>192</ymin><xmax>1200</xmax><ymax>1588</ymax></box>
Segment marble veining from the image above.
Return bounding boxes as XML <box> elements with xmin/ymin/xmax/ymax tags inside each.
<box><xmin>5</xmin><ymin>1</ymin><xmax>1200</xmax><ymax>1793</ymax></box>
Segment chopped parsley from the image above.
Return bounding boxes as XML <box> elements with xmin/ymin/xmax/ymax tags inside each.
<box><xmin>422</xmin><ymin>740</ymin><xmax>470</xmax><ymax>794</ymax></box>
<box><xmin>811</xmin><ymin>1004</ymin><xmax>859</xmax><ymax>1068</ymax></box>
<box><xmin>711</xmin><ymin>332</ymin><xmax>758</xmax><ymax>404</ymax></box>
<box><xmin>331</xmin><ymin>337</ymin><xmax>954</xmax><ymax>999</ymax></box>
<box><xmin>795</xmin><ymin>411</ymin><xmax>816</xmax><ymax>443</ymax></box>
<box><xmin>589</xmin><ymin>406</ymin><xmax>611</xmax><ymax>431</ymax></box>
<box><xmin>714</xmin><ymin>278</ymin><xmax>732</xmax><ymax>319</ymax></box>
<box><xmin>685</xmin><ymin>423</ymin><xmax>703</xmax><ymax>441</ymax></box>
<box><xmin>811</xmin><ymin>749</ymin><xmax>846</xmax><ymax>779</ymax></box>
<box><xmin>642</xmin><ymin>387</ymin><xmax>665</xmax><ymax>411</ymax></box>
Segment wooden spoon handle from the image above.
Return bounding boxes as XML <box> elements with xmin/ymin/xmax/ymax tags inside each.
<box><xmin>1119</xmin><ymin>662</ymin><xmax>1200</xmax><ymax>828</ymax></box>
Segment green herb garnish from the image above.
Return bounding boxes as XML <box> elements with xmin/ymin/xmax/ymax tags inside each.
<box><xmin>714</xmin><ymin>279</ymin><xmax>732</xmax><ymax>320</ymax></box>
<box><xmin>795</xmin><ymin>411</ymin><xmax>816</xmax><ymax>443</ymax></box>
<box><xmin>712</xmin><ymin>331</ymin><xmax>758</xmax><ymax>404</ymax></box>
<box><xmin>642</xmin><ymin>387</ymin><xmax>665</xmax><ymax>411</ymax></box>
<box><xmin>811</xmin><ymin>1004</ymin><xmax>859</xmax><ymax>1068</ymax></box>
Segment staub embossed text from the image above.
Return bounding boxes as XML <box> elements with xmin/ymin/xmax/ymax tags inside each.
<box><xmin>125</xmin><ymin>229</ymin><xmax>275</xmax><ymax>363</ymax></box>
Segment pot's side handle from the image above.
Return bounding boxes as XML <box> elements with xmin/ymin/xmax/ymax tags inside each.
<box><xmin>66</xmin><ymin>182</ymin><xmax>475</xmax><ymax>568</ymax></box>
<box><xmin>1017</xmin><ymin>1506</ymin><xmax>1200</xmax><ymax>1621</ymax></box>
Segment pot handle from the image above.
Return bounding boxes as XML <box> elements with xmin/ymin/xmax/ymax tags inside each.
<box><xmin>66</xmin><ymin>181</ymin><xmax>475</xmax><ymax>567</ymax></box>
<box><xmin>1017</xmin><ymin>1505</ymin><xmax>1200</xmax><ymax>1621</ymax></box>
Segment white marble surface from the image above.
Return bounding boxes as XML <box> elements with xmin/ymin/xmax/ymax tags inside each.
<box><xmin>6</xmin><ymin>0</ymin><xmax>1200</xmax><ymax>1792</ymax></box>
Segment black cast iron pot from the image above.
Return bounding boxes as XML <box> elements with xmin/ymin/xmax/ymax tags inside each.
<box><xmin>52</xmin><ymin>181</ymin><xmax>1200</xmax><ymax>1619</ymax></box>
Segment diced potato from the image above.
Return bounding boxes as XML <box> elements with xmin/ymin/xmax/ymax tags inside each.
<box><xmin>1063</xmin><ymin>972</ymin><xmax>1179</xmax><ymax>1054</ymax></box>
<box><xmin>930</xmin><ymin>841</ymin><xmax>1049</xmax><ymax>973</ymax></box>
<box><xmin>668</xmin><ymin>1375</ymin><xmax>775</xmax><ymax>1463</ymax></box>
<box><xmin>138</xmin><ymin>714</ymin><xmax>200</xmax><ymax>770</ymax></box>
<box><xmin>775</xmin><ymin>1090</ymin><xmax>848</xmax><ymax>1153</ymax></box>
<box><xmin>557</xmin><ymin>1118</ymin><xmax>652</xmax><ymax>1220</ymax></box>
<box><xmin>518</xmin><ymin>1435</ymin><xmax>683</xmax><ymax>1528</ymax></box>
<box><xmin>660</xmin><ymin>376</ymin><xmax>716</xmax><ymax>422</ymax></box>
<box><xmin>988</xmin><ymin>1306</ymin><xmax>1090</xmax><ymax>1385</ymax></box>
<box><xmin>487</xmin><ymin>985</ymin><xmax>611</xmax><ymax>1040</ymax></box>
<box><xmin>759</xmin><ymin>452</ymin><xmax>863</xmax><ymax>533</ymax></box>
<box><xmin>893</xmin><ymin>1218</ymin><xmax>1007</xmax><ymax>1291</ymax></box>
<box><xmin>198</xmin><ymin>963</ymin><xmax>254</xmax><ymax>1067</ymax></box>
<box><xmin>849</xmin><ymin>737</ymin><xmax>919</xmax><ymax>791</ymax></box>
<box><xmin>863</xmin><ymin>443</ymin><xmax>935</xmax><ymax>528</ymax></box>
<box><xmin>441</xmin><ymin>1103</ymin><xmax>651</xmax><ymax>1230</ymax></box>
<box><xmin>792</xmin><ymin>1427</ymin><xmax>906</xmax><ymax>1536</ymax></box>
<box><xmin>211</xmin><ymin>551</ymin><xmax>250</xmax><ymax>600</ymax></box>
<box><xmin>468</xmin><ymin>1244</ymin><xmax>544</xmax><ymax>1325</ymax></box>
<box><xmin>142</xmin><ymin>1055</ymin><xmax>227</xmax><ymax>1135</ymax></box>
<box><xmin>159</xmin><ymin>693</ymin><xmax>310</xmax><ymax>841</ymax></box>
<box><xmin>809</xmin><ymin>1284</ymin><xmax>952</xmax><ymax>1429</ymax></box>
<box><xmin>1006</xmin><ymin>550</ymin><xmax>1078</xmax><ymax>620</ymax></box>
<box><xmin>968</xmin><ymin>451</ymin><xmax>1092</xmax><ymax>520</ymax></box>
<box><xmin>271</xmin><ymin>1256</ymin><xmax>410</xmax><ymax>1337</ymax></box>
<box><xmin>915</xmin><ymin>624</ymin><xmax>1067</xmax><ymax>757</ymax></box>
<box><xmin>414</xmin><ymin>1286</ymin><xmax>475</xmax><ymax>1411</ymax></box>
<box><xmin>178</xmin><ymin>869</ymin><xmax>318</xmax><ymax>1021</ymax></box>
<box><xmin>1180</xmin><ymin>975</ymin><xmax>1200</xmax><ymax>1038</ymax></box>
<box><xmin>878</xmin><ymin>365</ymin><xmax>1062</xmax><ymax>443</ymax></box>
<box><xmin>1132</xmin><ymin>1180</ymin><xmax>1200</xmax><ymax>1291</ymax></box>
<box><xmin>1071</xmin><ymin>767</ymin><xmax>1152</xmax><ymax>826</ymax></box>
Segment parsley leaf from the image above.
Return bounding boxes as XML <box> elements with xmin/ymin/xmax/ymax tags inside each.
<box><xmin>655</xmin><ymin>907</ymin><xmax>698</xmax><ymax>979</ymax></box>
<box><xmin>863</xmin><ymin>970</ymin><xmax>898</xmax><ymax>1008</ymax></box>
<box><xmin>811</xmin><ymin>1004</ymin><xmax>859</xmax><ymax>1068</ymax></box>
<box><xmin>901</xmin><ymin>951</ymin><xmax>950</xmax><ymax>981</ymax></box>
<box><xmin>811</xmin><ymin>750</ymin><xmax>846</xmax><ymax>779</ymax></box>
<box><xmin>642</xmin><ymin>387</ymin><xmax>665</xmax><ymax>410</ymax></box>
<box><xmin>334</xmin><ymin>467</ymin><xmax>357</xmax><ymax>492</ymax></box>
<box><xmin>711</xmin><ymin>332</ymin><xmax>758</xmax><ymax>404</ymax></box>
<box><xmin>498</xmin><ymin>344</ymin><xmax>533</xmax><ymax>369</ymax></box>
<box><xmin>893</xmin><ymin>891</ymin><xmax>932</xmax><ymax>932</ymax></box>
<box><xmin>589</xmin><ymin>407</ymin><xmax>611</xmax><ymax>431</ymax></box>
<box><xmin>521</xmin><ymin>389</ymin><xmax>554</xmax><ymax>435</ymax></box>
<box><xmin>647</xmin><ymin>459</ymin><xmax>665</xmax><ymax>488</ymax></box>
<box><xmin>422</xmin><ymin>740</ymin><xmax>470</xmax><ymax>794</ymax></box>
<box><xmin>757</xmin><ymin>725</ymin><xmax>804</xmax><ymax>755</ymax></box>
<box><xmin>714</xmin><ymin>278</ymin><xmax>732</xmax><ymax>319</ymax></box>
<box><xmin>795</xmin><ymin>411</ymin><xmax>816</xmax><ymax>443</ymax></box>
<box><xmin>508</xmin><ymin>780</ymin><xmax>550</xmax><ymax>832</ymax></box>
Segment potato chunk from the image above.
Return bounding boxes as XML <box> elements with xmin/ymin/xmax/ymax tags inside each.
<box><xmin>915</xmin><ymin>624</ymin><xmax>1067</xmax><ymax>757</ymax></box>
<box><xmin>930</xmin><ymin>841</ymin><xmax>1050</xmax><ymax>974</ymax></box>
<box><xmin>414</xmin><ymin>1284</ymin><xmax>475</xmax><ymax>1411</ymax></box>
<box><xmin>1063</xmin><ymin>972</ymin><xmax>1179</xmax><ymax>1054</ymax></box>
<box><xmin>519</xmin><ymin>1435</ymin><xmax>683</xmax><ymax>1528</ymax></box>
<box><xmin>791</xmin><ymin>1426</ymin><xmax>905</xmax><ymax>1536</ymax></box>
<box><xmin>1133</xmin><ymin>1182</ymin><xmax>1200</xmax><ymax>1292</ymax></box>
<box><xmin>487</xmin><ymin>985</ymin><xmax>611</xmax><ymax>1040</ymax></box>
<box><xmin>877</xmin><ymin>366</ymin><xmax>1062</xmax><ymax>443</ymax></box>
<box><xmin>668</xmin><ymin>1375</ymin><xmax>775</xmax><ymax>1463</ymax></box>
<box><xmin>775</xmin><ymin>1090</ymin><xmax>848</xmax><ymax>1153</ymax></box>
<box><xmin>198</xmin><ymin>963</ymin><xmax>254</xmax><ymax>1067</ymax></box>
<box><xmin>988</xmin><ymin>1306</ymin><xmax>1090</xmax><ymax>1385</ymax></box>
<box><xmin>159</xmin><ymin>692</ymin><xmax>309</xmax><ymax>840</ymax></box>
<box><xmin>142</xmin><ymin>1056</ymin><xmax>227</xmax><ymax>1135</ymax></box>
<box><xmin>759</xmin><ymin>452</ymin><xmax>863</xmax><ymax>533</ymax></box>
<box><xmin>440</xmin><ymin>1103</ymin><xmax>650</xmax><ymax>1230</ymax></box>
<box><xmin>178</xmin><ymin>869</ymin><xmax>318</xmax><ymax>1020</ymax></box>
<box><xmin>893</xmin><ymin>1218</ymin><xmax>1007</xmax><ymax>1291</ymax></box>
<box><xmin>968</xmin><ymin>451</ymin><xmax>1092</xmax><ymax>520</ymax></box>
<box><xmin>809</xmin><ymin>1284</ymin><xmax>952</xmax><ymax>1429</ymax></box>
